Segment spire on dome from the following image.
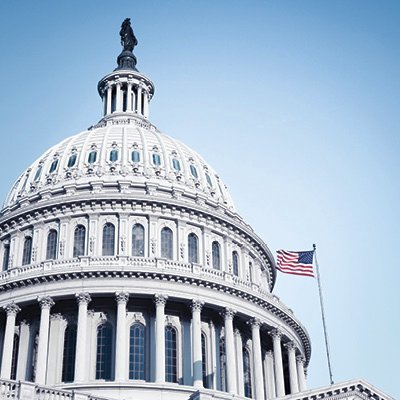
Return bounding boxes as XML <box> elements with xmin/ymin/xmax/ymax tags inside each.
<box><xmin>116</xmin><ymin>18</ymin><xmax>138</xmax><ymax>71</ymax></box>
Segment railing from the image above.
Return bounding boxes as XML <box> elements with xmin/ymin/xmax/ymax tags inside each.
<box><xmin>0</xmin><ymin>379</ymin><xmax>17</xmax><ymax>398</ymax></box>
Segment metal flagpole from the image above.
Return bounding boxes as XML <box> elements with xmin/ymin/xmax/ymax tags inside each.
<box><xmin>313</xmin><ymin>243</ymin><xmax>334</xmax><ymax>385</ymax></box>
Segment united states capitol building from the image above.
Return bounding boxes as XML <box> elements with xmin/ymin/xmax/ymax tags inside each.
<box><xmin>0</xmin><ymin>20</ymin><xmax>392</xmax><ymax>400</ymax></box>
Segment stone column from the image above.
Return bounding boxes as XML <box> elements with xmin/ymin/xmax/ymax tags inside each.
<box><xmin>248</xmin><ymin>318</ymin><xmax>265</xmax><ymax>400</ymax></box>
<box><xmin>190</xmin><ymin>299</ymin><xmax>204</xmax><ymax>388</ymax></box>
<box><xmin>285</xmin><ymin>341</ymin><xmax>299</xmax><ymax>394</ymax></box>
<box><xmin>74</xmin><ymin>292</ymin><xmax>91</xmax><ymax>382</ymax></box>
<box><xmin>106</xmin><ymin>84</ymin><xmax>112</xmax><ymax>115</ymax></box>
<box><xmin>269</xmin><ymin>328</ymin><xmax>285</xmax><ymax>397</ymax></box>
<box><xmin>115</xmin><ymin>292</ymin><xmax>129</xmax><ymax>381</ymax></box>
<box><xmin>0</xmin><ymin>302</ymin><xmax>20</xmax><ymax>379</ymax></box>
<box><xmin>222</xmin><ymin>308</ymin><xmax>237</xmax><ymax>394</ymax></box>
<box><xmin>143</xmin><ymin>91</ymin><xmax>149</xmax><ymax>118</ymax></box>
<box><xmin>127</xmin><ymin>81</ymin><xmax>133</xmax><ymax>112</ymax></box>
<box><xmin>265</xmin><ymin>350</ymin><xmax>276</xmax><ymax>399</ymax></box>
<box><xmin>137</xmin><ymin>85</ymin><xmax>142</xmax><ymax>114</ymax></box>
<box><xmin>115</xmin><ymin>81</ymin><xmax>122</xmax><ymax>112</ymax></box>
<box><xmin>16</xmin><ymin>320</ymin><xmax>30</xmax><ymax>380</ymax></box>
<box><xmin>154</xmin><ymin>294</ymin><xmax>168</xmax><ymax>383</ymax></box>
<box><xmin>234</xmin><ymin>329</ymin><xmax>244</xmax><ymax>396</ymax></box>
<box><xmin>296</xmin><ymin>355</ymin><xmax>307</xmax><ymax>392</ymax></box>
<box><xmin>36</xmin><ymin>296</ymin><xmax>54</xmax><ymax>384</ymax></box>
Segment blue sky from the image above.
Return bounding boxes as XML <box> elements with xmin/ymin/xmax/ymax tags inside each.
<box><xmin>0</xmin><ymin>1</ymin><xmax>399</xmax><ymax>397</ymax></box>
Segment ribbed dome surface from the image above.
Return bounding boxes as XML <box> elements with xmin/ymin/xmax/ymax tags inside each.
<box><xmin>3</xmin><ymin>118</ymin><xmax>235</xmax><ymax>212</ymax></box>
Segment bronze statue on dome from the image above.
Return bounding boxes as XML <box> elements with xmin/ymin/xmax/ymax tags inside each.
<box><xmin>120</xmin><ymin>18</ymin><xmax>137</xmax><ymax>52</ymax></box>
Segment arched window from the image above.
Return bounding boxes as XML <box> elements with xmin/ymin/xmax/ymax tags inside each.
<box><xmin>62</xmin><ymin>324</ymin><xmax>77</xmax><ymax>383</ymax></box>
<box><xmin>165</xmin><ymin>326</ymin><xmax>177</xmax><ymax>383</ymax></box>
<box><xmin>248</xmin><ymin>261</ymin><xmax>253</xmax><ymax>282</ymax></box>
<box><xmin>172</xmin><ymin>158</ymin><xmax>181</xmax><ymax>171</ymax></box>
<box><xmin>102</xmin><ymin>223</ymin><xmax>115</xmax><ymax>256</ymax></box>
<box><xmin>49</xmin><ymin>159</ymin><xmax>59</xmax><ymax>173</ymax></box>
<box><xmin>67</xmin><ymin>153</ymin><xmax>77</xmax><ymax>168</ymax></box>
<box><xmin>96</xmin><ymin>322</ymin><xmax>113</xmax><ymax>380</ymax></box>
<box><xmin>131</xmin><ymin>150</ymin><xmax>140</xmax><ymax>163</ymax></box>
<box><xmin>219</xmin><ymin>336</ymin><xmax>226</xmax><ymax>391</ymax></box>
<box><xmin>2</xmin><ymin>243</ymin><xmax>10</xmax><ymax>271</ymax></box>
<box><xmin>22</xmin><ymin>236</ymin><xmax>32</xmax><ymax>266</ymax></box>
<box><xmin>152</xmin><ymin>153</ymin><xmax>161</xmax><ymax>166</ymax></box>
<box><xmin>232</xmin><ymin>251</ymin><xmax>239</xmax><ymax>276</ymax></box>
<box><xmin>88</xmin><ymin>150</ymin><xmax>97</xmax><ymax>164</ymax></box>
<box><xmin>243</xmin><ymin>348</ymin><xmax>252</xmax><ymax>398</ymax></box>
<box><xmin>109</xmin><ymin>149</ymin><xmax>118</xmax><ymax>162</ymax></box>
<box><xmin>188</xmin><ymin>233</ymin><xmax>198</xmax><ymax>263</ymax></box>
<box><xmin>132</xmin><ymin>224</ymin><xmax>145</xmax><ymax>257</ymax></box>
<box><xmin>201</xmin><ymin>333</ymin><xmax>209</xmax><ymax>388</ymax></box>
<box><xmin>161</xmin><ymin>227</ymin><xmax>173</xmax><ymax>260</ymax></box>
<box><xmin>129</xmin><ymin>322</ymin><xmax>145</xmax><ymax>380</ymax></box>
<box><xmin>46</xmin><ymin>229</ymin><xmax>58</xmax><ymax>260</ymax></box>
<box><xmin>73</xmin><ymin>225</ymin><xmax>86</xmax><ymax>257</ymax></box>
<box><xmin>212</xmin><ymin>241</ymin><xmax>221</xmax><ymax>270</ymax></box>
<box><xmin>10</xmin><ymin>333</ymin><xmax>19</xmax><ymax>380</ymax></box>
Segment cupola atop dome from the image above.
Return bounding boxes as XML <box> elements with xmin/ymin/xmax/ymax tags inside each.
<box><xmin>97</xmin><ymin>18</ymin><xmax>154</xmax><ymax>120</ymax></box>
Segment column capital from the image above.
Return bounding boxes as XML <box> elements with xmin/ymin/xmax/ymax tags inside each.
<box><xmin>37</xmin><ymin>296</ymin><xmax>54</xmax><ymax>310</ymax></box>
<box><xmin>154</xmin><ymin>294</ymin><xmax>168</xmax><ymax>306</ymax></box>
<box><xmin>221</xmin><ymin>307</ymin><xmax>236</xmax><ymax>320</ymax></box>
<box><xmin>3</xmin><ymin>302</ymin><xmax>21</xmax><ymax>316</ymax></box>
<box><xmin>75</xmin><ymin>292</ymin><xmax>91</xmax><ymax>305</ymax></box>
<box><xmin>284</xmin><ymin>340</ymin><xmax>297</xmax><ymax>352</ymax></box>
<box><xmin>234</xmin><ymin>328</ymin><xmax>241</xmax><ymax>337</ymax></box>
<box><xmin>50</xmin><ymin>313</ymin><xmax>66</xmax><ymax>322</ymax></box>
<box><xmin>190</xmin><ymin>299</ymin><xmax>204</xmax><ymax>312</ymax></box>
<box><xmin>296</xmin><ymin>355</ymin><xmax>306</xmax><ymax>365</ymax></box>
<box><xmin>20</xmin><ymin>319</ymin><xmax>30</xmax><ymax>327</ymax></box>
<box><xmin>268</xmin><ymin>327</ymin><xmax>283</xmax><ymax>340</ymax></box>
<box><xmin>265</xmin><ymin>350</ymin><xmax>274</xmax><ymax>359</ymax></box>
<box><xmin>115</xmin><ymin>291</ymin><xmax>129</xmax><ymax>304</ymax></box>
<box><xmin>247</xmin><ymin>317</ymin><xmax>262</xmax><ymax>328</ymax></box>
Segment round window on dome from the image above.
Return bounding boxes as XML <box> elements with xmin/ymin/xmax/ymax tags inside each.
<box><xmin>172</xmin><ymin>158</ymin><xmax>181</xmax><ymax>171</ymax></box>
<box><xmin>190</xmin><ymin>165</ymin><xmax>198</xmax><ymax>179</ymax></box>
<box><xmin>49</xmin><ymin>159</ymin><xmax>59</xmax><ymax>173</ymax></box>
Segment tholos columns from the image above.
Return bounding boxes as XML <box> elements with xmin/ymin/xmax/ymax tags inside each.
<box><xmin>74</xmin><ymin>292</ymin><xmax>91</xmax><ymax>382</ymax></box>
<box><xmin>248</xmin><ymin>318</ymin><xmax>265</xmax><ymax>400</ymax></box>
<box><xmin>191</xmin><ymin>299</ymin><xmax>204</xmax><ymax>388</ymax></box>
<box><xmin>106</xmin><ymin>84</ymin><xmax>112</xmax><ymax>115</ymax></box>
<box><xmin>297</xmin><ymin>355</ymin><xmax>307</xmax><ymax>391</ymax></box>
<box><xmin>115</xmin><ymin>81</ymin><xmax>122</xmax><ymax>112</ymax></box>
<box><xmin>115</xmin><ymin>292</ymin><xmax>129</xmax><ymax>381</ymax></box>
<box><xmin>234</xmin><ymin>329</ymin><xmax>244</xmax><ymax>396</ymax></box>
<box><xmin>269</xmin><ymin>328</ymin><xmax>285</xmax><ymax>397</ymax></box>
<box><xmin>264</xmin><ymin>350</ymin><xmax>276</xmax><ymax>399</ymax></box>
<box><xmin>222</xmin><ymin>308</ymin><xmax>237</xmax><ymax>394</ymax></box>
<box><xmin>143</xmin><ymin>91</ymin><xmax>149</xmax><ymax>118</ymax></box>
<box><xmin>0</xmin><ymin>302</ymin><xmax>21</xmax><ymax>379</ymax></box>
<box><xmin>36</xmin><ymin>296</ymin><xmax>55</xmax><ymax>384</ymax></box>
<box><xmin>154</xmin><ymin>294</ymin><xmax>168</xmax><ymax>383</ymax></box>
<box><xmin>285</xmin><ymin>341</ymin><xmax>299</xmax><ymax>394</ymax></box>
<box><xmin>127</xmin><ymin>81</ymin><xmax>133</xmax><ymax>112</ymax></box>
<box><xmin>136</xmin><ymin>85</ymin><xmax>142</xmax><ymax>114</ymax></box>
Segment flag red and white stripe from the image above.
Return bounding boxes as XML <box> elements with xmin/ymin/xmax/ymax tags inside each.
<box><xmin>276</xmin><ymin>249</ymin><xmax>315</xmax><ymax>277</ymax></box>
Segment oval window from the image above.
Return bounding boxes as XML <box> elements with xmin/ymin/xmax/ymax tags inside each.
<box><xmin>49</xmin><ymin>159</ymin><xmax>59</xmax><ymax>173</ymax></box>
<box><xmin>190</xmin><ymin>165</ymin><xmax>198</xmax><ymax>178</ymax></box>
<box><xmin>131</xmin><ymin>150</ymin><xmax>140</xmax><ymax>163</ymax></box>
<box><xmin>67</xmin><ymin>154</ymin><xmax>77</xmax><ymax>168</ymax></box>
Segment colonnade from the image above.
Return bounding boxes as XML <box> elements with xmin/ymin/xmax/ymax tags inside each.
<box><xmin>0</xmin><ymin>294</ymin><xmax>307</xmax><ymax>399</ymax></box>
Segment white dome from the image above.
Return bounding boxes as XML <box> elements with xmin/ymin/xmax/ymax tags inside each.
<box><xmin>3</xmin><ymin>116</ymin><xmax>235</xmax><ymax>213</ymax></box>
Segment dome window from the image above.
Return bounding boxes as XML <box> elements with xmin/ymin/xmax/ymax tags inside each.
<box><xmin>190</xmin><ymin>165</ymin><xmax>198</xmax><ymax>179</ymax></box>
<box><xmin>67</xmin><ymin>154</ymin><xmax>77</xmax><ymax>168</ymax></box>
<box><xmin>172</xmin><ymin>158</ymin><xmax>181</xmax><ymax>172</ymax></box>
<box><xmin>88</xmin><ymin>150</ymin><xmax>97</xmax><ymax>164</ymax></box>
<box><xmin>152</xmin><ymin>153</ymin><xmax>161</xmax><ymax>166</ymax></box>
<box><xmin>109</xmin><ymin>149</ymin><xmax>119</xmax><ymax>162</ymax></box>
<box><xmin>205</xmin><ymin>173</ymin><xmax>213</xmax><ymax>188</ymax></box>
<box><xmin>34</xmin><ymin>165</ymin><xmax>43</xmax><ymax>182</ymax></box>
<box><xmin>49</xmin><ymin>159</ymin><xmax>59</xmax><ymax>174</ymax></box>
<box><xmin>131</xmin><ymin>150</ymin><xmax>140</xmax><ymax>163</ymax></box>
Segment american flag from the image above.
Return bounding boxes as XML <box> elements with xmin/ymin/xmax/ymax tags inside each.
<box><xmin>276</xmin><ymin>249</ymin><xmax>315</xmax><ymax>277</ymax></box>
